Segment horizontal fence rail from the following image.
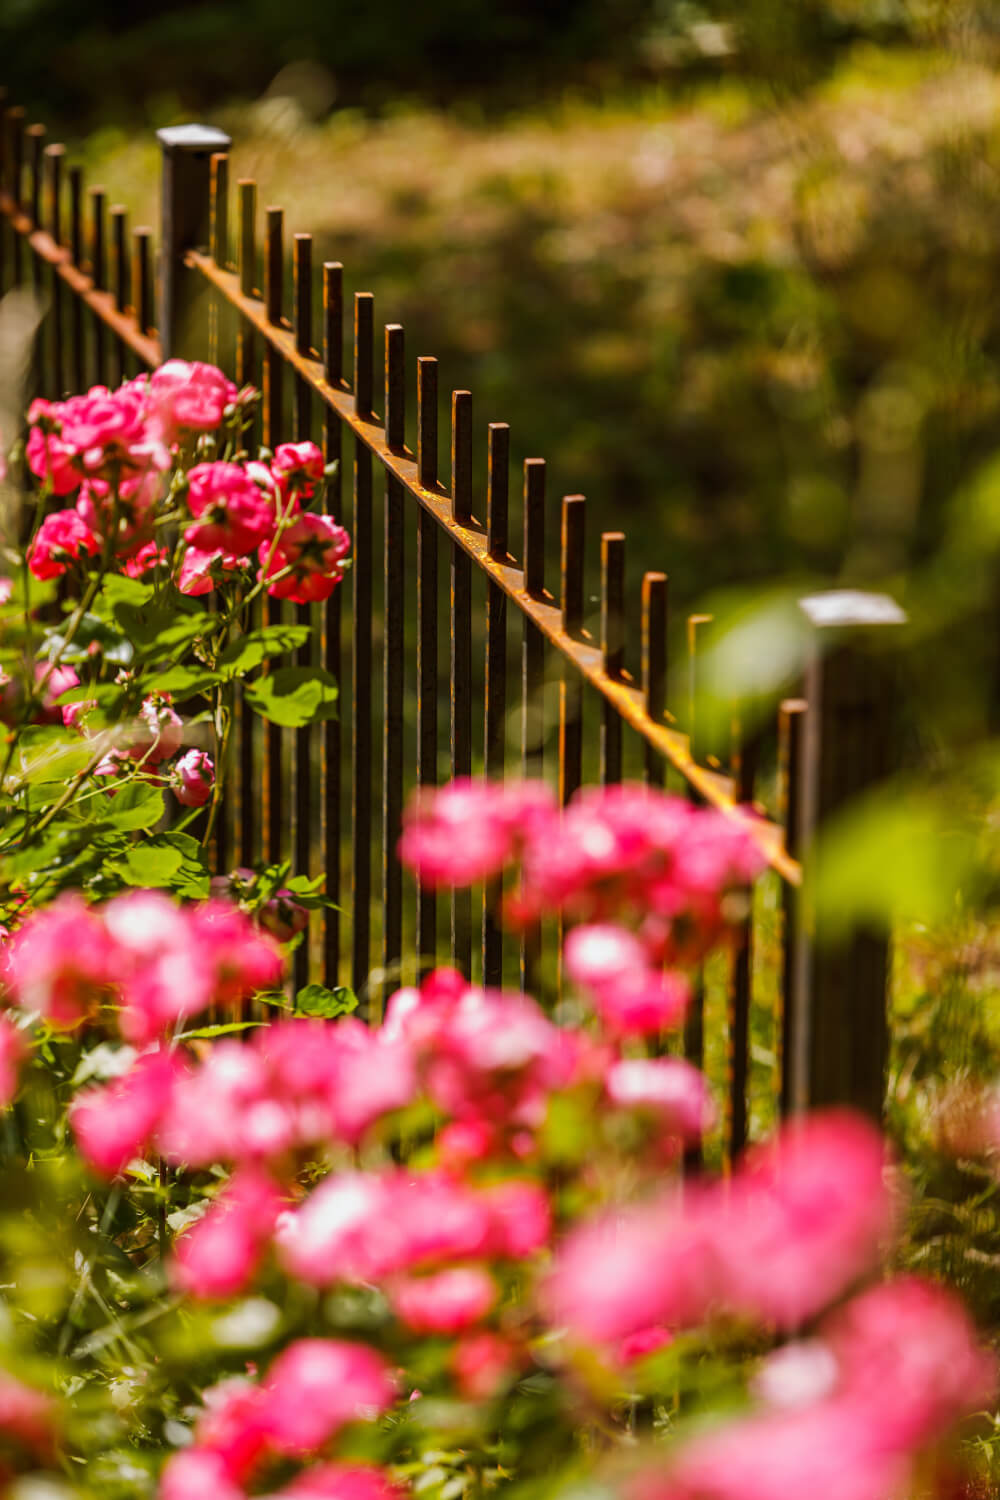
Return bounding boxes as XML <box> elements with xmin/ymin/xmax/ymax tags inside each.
<box><xmin>0</xmin><ymin>97</ymin><xmax>908</xmax><ymax>1146</ymax></box>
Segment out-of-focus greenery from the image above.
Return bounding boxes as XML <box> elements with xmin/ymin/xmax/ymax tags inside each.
<box><xmin>46</xmin><ymin>17</ymin><xmax>1000</xmax><ymax>646</ymax></box>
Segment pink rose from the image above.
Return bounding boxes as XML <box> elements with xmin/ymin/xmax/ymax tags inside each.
<box><xmin>272</xmin><ymin>440</ymin><xmax>325</xmax><ymax>498</ymax></box>
<box><xmin>606</xmin><ymin>1056</ymin><xmax>715</xmax><ymax>1141</ymax></box>
<box><xmin>258</xmin><ymin>510</ymin><xmax>350</xmax><ymax>604</ymax></box>
<box><xmin>123</xmin><ymin>539</ymin><xmax>169</xmax><ymax>578</ymax></box>
<box><xmin>185</xmin><ymin>461</ymin><xmax>275</xmax><ymax>554</ymax></box>
<box><xmin>170</xmin><ymin>748</ymin><xmax>214</xmax><ymax>807</ymax></box>
<box><xmin>34</xmin><ymin>662</ymin><xmax>80</xmax><ymax>724</ymax></box>
<box><xmin>7</xmin><ymin>892</ymin><xmax>115</xmax><ymax>1026</ymax></box>
<box><xmin>27</xmin><ymin>509</ymin><xmax>100</xmax><ymax>579</ymax></box>
<box><xmin>170</xmin><ymin>1167</ymin><xmax>284</xmax><ymax>1300</ymax></box>
<box><xmin>177</xmin><ymin>544</ymin><xmax>246</xmax><ymax>596</ymax></box>
<box><xmin>391</xmin><ymin>1266</ymin><xmax>496</xmax><ymax>1335</ymax></box>
<box><xmin>564</xmin><ymin>924</ymin><xmax>689</xmax><ymax>1038</ymax></box>
<box><xmin>270</xmin><ymin>1463</ymin><xmax>403</xmax><ymax>1500</ymax></box>
<box><xmin>70</xmin><ymin>1047</ymin><xmax>181</xmax><ymax>1177</ymax></box>
<box><xmin>147</xmin><ymin>359</ymin><xmax>238</xmax><ymax>444</ymax></box>
<box><xmin>0</xmin><ymin>1014</ymin><xmax>24</xmax><ymax>1107</ymax></box>
<box><xmin>398</xmin><ymin>779</ymin><xmax>556</xmax><ymax>889</ymax></box>
<box><xmin>159</xmin><ymin>1448</ymin><xmax>247</xmax><ymax>1500</ymax></box>
<box><xmin>450</xmin><ymin>1332</ymin><xmax>520</xmax><ymax>1401</ymax></box>
<box><xmin>0</xmin><ymin>1371</ymin><xmax>57</xmax><ymax>1464</ymax></box>
<box><xmin>57</xmin><ymin>384</ymin><xmax>164</xmax><ymax>480</ymax></box>
<box><xmin>257</xmin><ymin>1339</ymin><xmax>395</xmax><ymax>1456</ymax></box>
<box><xmin>827</xmin><ymin>1276</ymin><xmax>996</xmax><ymax>1450</ymax></box>
<box><xmin>26</xmin><ymin>423</ymin><xmax>78</xmax><ymax>495</ymax></box>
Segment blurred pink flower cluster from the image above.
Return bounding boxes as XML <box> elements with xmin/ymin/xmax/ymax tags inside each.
<box><xmin>23</xmin><ymin>361</ymin><xmax>350</xmax><ymax>606</ymax></box>
<box><xmin>160</xmin><ymin>1340</ymin><xmax>399</xmax><ymax>1500</ymax></box>
<box><xmin>5</xmin><ymin>889</ymin><xmax>282</xmax><ymax>1044</ymax></box>
<box><xmin>0</xmin><ymin>1370</ymin><xmax>58</xmax><ymax>1486</ymax></box>
<box><xmin>399</xmin><ymin>781</ymin><xmax>764</xmax><ymax>978</ymax></box>
<box><xmin>632</xmin><ymin>1277</ymin><xmax>994</xmax><ymax>1500</ymax></box>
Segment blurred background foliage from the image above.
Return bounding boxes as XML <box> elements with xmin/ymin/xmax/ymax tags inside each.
<box><xmin>6</xmin><ymin>0</ymin><xmax>1000</xmax><ymax>616</ymax></box>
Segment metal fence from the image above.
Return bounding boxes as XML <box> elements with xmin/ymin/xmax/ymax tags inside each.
<box><xmin>0</xmin><ymin>99</ymin><xmax>907</xmax><ymax>1151</ymax></box>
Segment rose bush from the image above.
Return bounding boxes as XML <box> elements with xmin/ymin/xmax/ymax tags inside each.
<box><xmin>0</xmin><ymin>362</ymin><xmax>994</xmax><ymax>1500</ymax></box>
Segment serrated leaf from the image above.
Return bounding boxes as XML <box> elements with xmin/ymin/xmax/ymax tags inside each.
<box><xmin>245</xmin><ymin>666</ymin><xmax>339</xmax><ymax>728</ymax></box>
<box><xmin>294</xmin><ymin>983</ymin><xmax>358</xmax><ymax>1019</ymax></box>
<box><xmin>219</xmin><ymin>624</ymin><xmax>311</xmax><ymax>678</ymax></box>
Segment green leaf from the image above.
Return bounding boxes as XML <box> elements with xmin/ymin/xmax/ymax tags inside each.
<box><xmin>110</xmin><ymin>841</ymin><xmax>183</xmax><ymax>887</ymax></box>
<box><xmin>142</xmin><ymin>664</ymin><xmax>221</xmax><ymax>699</ymax></box>
<box><xmin>219</xmin><ymin>624</ymin><xmax>311</xmax><ymax>679</ymax></box>
<box><xmin>177</xmin><ymin>1021</ymin><xmax>264</xmax><ymax>1040</ymax></box>
<box><xmin>99</xmin><ymin>575</ymin><xmax>155</xmax><ymax>610</ymax></box>
<box><xmin>106</xmin><ymin>830</ymin><xmax>209</xmax><ymax>896</ymax></box>
<box><xmin>150</xmin><ymin>611</ymin><xmax>216</xmax><ymax>653</ymax></box>
<box><xmin>245</xmin><ymin>667</ymin><xmax>339</xmax><ymax>728</ymax></box>
<box><xmin>100</xmin><ymin>781</ymin><xmax>165</xmax><ymax>833</ymax></box>
<box><xmin>18</xmin><ymin>730</ymin><xmax>95</xmax><ymax>784</ymax></box>
<box><xmin>294</xmin><ymin>983</ymin><xmax>358</xmax><ymax>1019</ymax></box>
<box><xmin>158</xmin><ymin>831</ymin><xmax>212</xmax><ymax>899</ymax></box>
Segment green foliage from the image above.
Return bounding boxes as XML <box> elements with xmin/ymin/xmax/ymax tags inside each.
<box><xmin>244</xmin><ymin>665</ymin><xmax>339</xmax><ymax>727</ymax></box>
<box><xmin>294</xmin><ymin>983</ymin><xmax>359</xmax><ymax>1018</ymax></box>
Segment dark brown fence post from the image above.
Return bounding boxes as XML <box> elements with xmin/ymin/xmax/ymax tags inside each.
<box><xmin>156</xmin><ymin>124</ymin><xmax>231</xmax><ymax>359</ymax></box>
<box><xmin>788</xmin><ymin>589</ymin><xmax>907</xmax><ymax>1120</ymax></box>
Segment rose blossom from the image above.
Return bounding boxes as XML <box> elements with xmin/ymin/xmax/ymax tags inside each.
<box><xmin>0</xmin><ymin>1371</ymin><xmax>58</xmax><ymax>1463</ymax></box>
<box><xmin>390</xmin><ymin>1267</ymin><xmax>496</xmax><ymax>1334</ymax></box>
<box><xmin>269</xmin><ymin>1463</ymin><xmax>403</xmax><ymax>1500</ymax></box>
<box><xmin>185</xmin><ymin>461</ymin><xmax>276</xmax><ymax>554</ymax></box>
<box><xmin>451</xmin><ymin>1332</ymin><xmax>521</xmax><ymax>1401</ymax></box>
<box><xmin>398</xmin><ymin>779</ymin><xmax>556</xmax><ymax>888</ymax></box>
<box><xmin>159</xmin><ymin>1448</ymin><xmax>246</xmax><ymax>1500</ymax></box>
<box><xmin>7</xmin><ymin>892</ymin><xmax>115</xmax><ymax>1026</ymax></box>
<box><xmin>26</xmin><ymin>422</ymin><xmax>78</xmax><ymax>495</ymax></box>
<box><xmin>258</xmin><ymin>510</ymin><xmax>350</xmax><ymax>604</ymax></box>
<box><xmin>0</xmin><ymin>1014</ymin><xmax>24</xmax><ymax>1107</ymax></box>
<box><xmin>70</xmin><ymin>1047</ymin><xmax>181</xmax><ymax>1177</ymax></box>
<box><xmin>177</xmin><ymin>544</ymin><xmax>247</xmax><ymax>596</ymax></box>
<box><xmin>272</xmin><ymin>440</ymin><xmax>326</xmax><ymax>498</ymax></box>
<box><xmin>147</xmin><ymin>359</ymin><xmax>238</xmax><ymax>444</ymax></box>
<box><xmin>606</xmin><ymin>1056</ymin><xmax>714</xmax><ymax>1141</ymax></box>
<box><xmin>170</xmin><ymin>748</ymin><xmax>214</xmax><ymax>807</ymax></box>
<box><xmin>127</xmin><ymin>695</ymin><xmax>183</xmax><ymax>764</ymax></box>
<box><xmin>257</xmin><ymin>1339</ymin><xmax>395</xmax><ymax>1456</ymax></box>
<box><xmin>123</xmin><ymin>539</ymin><xmax>169</xmax><ymax>577</ymax></box>
<box><xmin>27</xmin><ymin>509</ymin><xmax>100</xmax><ymax>579</ymax></box>
<box><xmin>57</xmin><ymin>384</ymin><xmax>165</xmax><ymax>479</ymax></box>
<box><xmin>171</xmin><ymin>1167</ymin><xmax>285</xmax><ymax>1299</ymax></box>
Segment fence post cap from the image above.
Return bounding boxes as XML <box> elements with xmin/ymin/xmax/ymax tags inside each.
<box><xmin>797</xmin><ymin>589</ymin><xmax>907</xmax><ymax>630</ymax></box>
<box><xmin>156</xmin><ymin>124</ymin><xmax>232</xmax><ymax>154</ymax></box>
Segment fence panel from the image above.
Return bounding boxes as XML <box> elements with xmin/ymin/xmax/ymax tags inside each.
<box><xmin>0</xmin><ymin>97</ymin><xmax>907</xmax><ymax>1143</ymax></box>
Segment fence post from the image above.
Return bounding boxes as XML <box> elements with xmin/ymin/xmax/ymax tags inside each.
<box><xmin>788</xmin><ymin>588</ymin><xmax>907</xmax><ymax>1120</ymax></box>
<box><xmin>156</xmin><ymin>124</ymin><xmax>232</xmax><ymax>360</ymax></box>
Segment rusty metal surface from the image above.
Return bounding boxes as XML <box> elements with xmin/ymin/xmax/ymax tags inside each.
<box><xmin>0</xmin><ymin>190</ymin><xmax>161</xmax><ymax>368</ymax></box>
<box><xmin>186</xmin><ymin>246</ymin><xmax>799</xmax><ymax>885</ymax></box>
